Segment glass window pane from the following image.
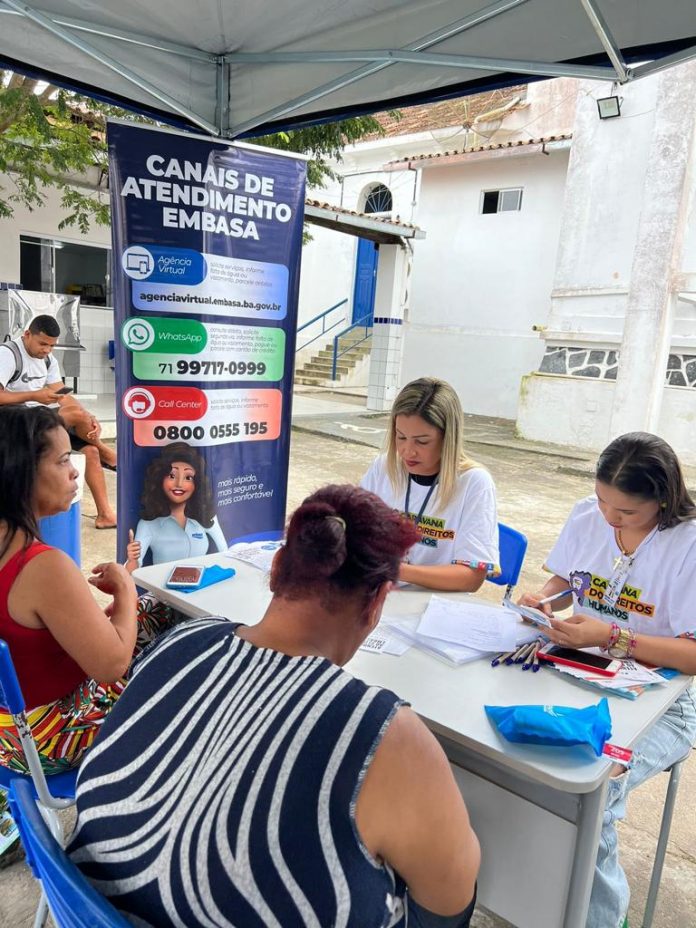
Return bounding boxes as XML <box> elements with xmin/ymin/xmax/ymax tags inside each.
<box><xmin>499</xmin><ymin>189</ymin><xmax>522</xmax><ymax>212</ymax></box>
<box><xmin>481</xmin><ymin>191</ymin><xmax>499</xmax><ymax>214</ymax></box>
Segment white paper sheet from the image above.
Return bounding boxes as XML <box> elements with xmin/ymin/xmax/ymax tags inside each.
<box><xmin>225</xmin><ymin>540</ymin><xmax>283</xmax><ymax>573</ymax></box>
<box><xmin>359</xmin><ymin>625</ymin><xmax>412</xmax><ymax>656</ymax></box>
<box><xmin>416</xmin><ymin>596</ymin><xmax>534</xmax><ymax>653</ymax></box>
<box><xmin>382</xmin><ymin>615</ymin><xmax>488</xmax><ymax>666</ymax></box>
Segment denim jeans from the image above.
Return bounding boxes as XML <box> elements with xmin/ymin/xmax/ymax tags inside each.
<box><xmin>587</xmin><ymin>686</ymin><xmax>696</xmax><ymax>928</ymax></box>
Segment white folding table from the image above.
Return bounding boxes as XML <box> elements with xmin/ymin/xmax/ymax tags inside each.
<box><xmin>134</xmin><ymin>553</ymin><xmax>692</xmax><ymax>928</ymax></box>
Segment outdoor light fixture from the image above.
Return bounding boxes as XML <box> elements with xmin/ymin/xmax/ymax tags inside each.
<box><xmin>597</xmin><ymin>95</ymin><xmax>622</xmax><ymax>119</ymax></box>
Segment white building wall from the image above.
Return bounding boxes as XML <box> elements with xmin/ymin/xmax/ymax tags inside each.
<box><xmin>518</xmin><ymin>62</ymin><xmax>696</xmax><ymax>460</ymax></box>
<box><xmin>296</xmin><ymin>161</ymin><xmax>418</xmax><ymax>366</ymax></box>
<box><xmin>402</xmin><ymin>150</ymin><xmax>570</xmax><ymax>418</ymax></box>
<box><xmin>0</xmin><ymin>172</ymin><xmax>110</xmax><ymax>284</ymax></box>
<box><xmin>295</xmin><ymin>216</ymin><xmax>355</xmax><ymax>367</ymax></box>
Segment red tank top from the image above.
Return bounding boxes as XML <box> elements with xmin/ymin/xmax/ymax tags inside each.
<box><xmin>0</xmin><ymin>542</ymin><xmax>87</xmax><ymax>709</ymax></box>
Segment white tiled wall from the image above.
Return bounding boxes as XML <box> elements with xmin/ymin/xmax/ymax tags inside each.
<box><xmin>77</xmin><ymin>305</ymin><xmax>116</xmax><ymax>395</ymax></box>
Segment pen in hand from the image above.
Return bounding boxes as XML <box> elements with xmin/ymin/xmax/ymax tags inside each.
<box><xmin>538</xmin><ymin>588</ymin><xmax>573</xmax><ymax>606</ymax></box>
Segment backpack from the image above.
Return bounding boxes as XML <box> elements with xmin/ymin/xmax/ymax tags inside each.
<box><xmin>1</xmin><ymin>340</ymin><xmax>51</xmax><ymax>385</ymax></box>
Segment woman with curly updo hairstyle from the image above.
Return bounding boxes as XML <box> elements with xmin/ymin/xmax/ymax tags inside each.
<box><xmin>125</xmin><ymin>442</ymin><xmax>227</xmax><ymax>570</ymax></box>
<box><xmin>71</xmin><ymin>484</ymin><xmax>480</xmax><ymax>927</ymax></box>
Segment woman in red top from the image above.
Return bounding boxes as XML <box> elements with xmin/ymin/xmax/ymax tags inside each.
<box><xmin>0</xmin><ymin>406</ymin><xmax>174</xmax><ymax>777</ymax></box>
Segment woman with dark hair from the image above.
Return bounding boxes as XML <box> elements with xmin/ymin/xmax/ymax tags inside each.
<box><xmin>0</xmin><ymin>406</ymin><xmax>181</xmax><ymax>779</ymax></box>
<box><xmin>125</xmin><ymin>442</ymin><xmax>227</xmax><ymax>570</ymax></box>
<box><xmin>70</xmin><ymin>485</ymin><xmax>481</xmax><ymax>928</ymax></box>
<box><xmin>519</xmin><ymin>432</ymin><xmax>696</xmax><ymax>928</ymax></box>
<box><xmin>0</xmin><ymin>405</ymin><xmax>137</xmax><ymax>775</ymax></box>
<box><xmin>361</xmin><ymin>377</ymin><xmax>499</xmax><ymax>591</ymax></box>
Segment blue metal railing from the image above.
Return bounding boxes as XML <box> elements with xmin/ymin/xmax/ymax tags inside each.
<box><xmin>295</xmin><ymin>299</ymin><xmax>348</xmax><ymax>353</ymax></box>
<box><xmin>331</xmin><ymin>313</ymin><xmax>373</xmax><ymax>380</ymax></box>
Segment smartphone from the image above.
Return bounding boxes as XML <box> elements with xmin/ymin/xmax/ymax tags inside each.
<box><xmin>56</xmin><ymin>386</ymin><xmax>73</xmax><ymax>395</ymax></box>
<box><xmin>166</xmin><ymin>564</ymin><xmax>205</xmax><ymax>589</ymax></box>
<box><xmin>537</xmin><ymin>643</ymin><xmax>621</xmax><ymax>677</ymax></box>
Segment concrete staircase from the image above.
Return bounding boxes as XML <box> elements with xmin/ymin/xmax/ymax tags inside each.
<box><xmin>295</xmin><ymin>328</ymin><xmax>372</xmax><ymax>386</ymax></box>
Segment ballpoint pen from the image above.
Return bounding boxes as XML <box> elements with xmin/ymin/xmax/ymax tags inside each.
<box><xmin>522</xmin><ymin>641</ymin><xmax>541</xmax><ymax>671</ymax></box>
<box><xmin>514</xmin><ymin>642</ymin><xmax>536</xmax><ymax>664</ymax></box>
<box><xmin>538</xmin><ymin>589</ymin><xmax>573</xmax><ymax>605</ymax></box>
<box><xmin>491</xmin><ymin>649</ymin><xmax>516</xmax><ymax>667</ymax></box>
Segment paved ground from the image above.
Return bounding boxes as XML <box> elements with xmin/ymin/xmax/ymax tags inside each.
<box><xmin>2</xmin><ymin>391</ymin><xmax>694</xmax><ymax>927</ymax></box>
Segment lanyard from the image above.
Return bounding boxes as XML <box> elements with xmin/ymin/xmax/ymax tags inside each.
<box><xmin>603</xmin><ymin>525</ymin><xmax>658</xmax><ymax>607</ymax></box>
<box><xmin>603</xmin><ymin>554</ymin><xmax>634</xmax><ymax>607</ymax></box>
<box><xmin>404</xmin><ymin>474</ymin><xmax>439</xmax><ymax>526</ymax></box>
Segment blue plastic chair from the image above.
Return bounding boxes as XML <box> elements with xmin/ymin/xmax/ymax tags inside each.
<box><xmin>38</xmin><ymin>504</ymin><xmax>82</xmax><ymax>567</ymax></box>
<box><xmin>9</xmin><ymin>778</ymin><xmax>130</xmax><ymax>928</ymax></box>
<box><xmin>487</xmin><ymin>522</ymin><xmax>528</xmax><ymax>600</ymax></box>
<box><xmin>0</xmin><ymin>639</ymin><xmax>77</xmax><ymax>928</ymax></box>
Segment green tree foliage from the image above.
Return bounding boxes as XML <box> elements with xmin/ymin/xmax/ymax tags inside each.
<box><xmin>0</xmin><ymin>72</ymin><xmax>113</xmax><ymax>233</ymax></box>
<box><xmin>0</xmin><ymin>71</ymin><xmax>390</xmax><ymax>233</ymax></box>
<box><xmin>252</xmin><ymin>115</ymin><xmax>387</xmax><ymax>189</ymax></box>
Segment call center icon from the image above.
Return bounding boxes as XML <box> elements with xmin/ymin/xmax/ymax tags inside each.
<box><xmin>122</xmin><ymin>387</ymin><xmax>156</xmax><ymax>419</ymax></box>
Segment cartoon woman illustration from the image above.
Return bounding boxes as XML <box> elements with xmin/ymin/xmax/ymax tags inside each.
<box><xmin>125</xmin><ymin>442</ymin><xmax>227</xmax><ymax>571</ymax></box>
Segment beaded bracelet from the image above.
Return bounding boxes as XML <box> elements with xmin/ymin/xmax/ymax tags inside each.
<box><xmin>603</xmin><ymin>622</ymin><xmax>621</xmax><ymax>653</ymax></box>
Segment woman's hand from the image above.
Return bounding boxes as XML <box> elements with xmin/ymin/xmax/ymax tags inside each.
<box><xmin>547</xmin><ymin>613</ymin><xmax>612</xmax><ymax>650</ymax></box>
<box><xmin>517</xmin><ymin>591</ymin><xmax>554</xmax><ymax>618</ymax></box>
<box><xmin>89</xmin><ymin>562</ymin><xmax>136</xmax><ymax>600</ymax></box>
<box><xmin>125</xmin><ymin>528</ymin><xmax>141</xmax><ymax>574</ymax></box>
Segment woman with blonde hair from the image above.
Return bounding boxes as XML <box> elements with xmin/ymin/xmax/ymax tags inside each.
<box><xmin>361</xmin><ymin>377</ymin><xmax>499</xmax><ymax>591</ymax></box>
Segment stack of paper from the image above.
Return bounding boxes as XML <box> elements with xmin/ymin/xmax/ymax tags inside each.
<box><xmin>381</xmin><ymin>615</ymin><xmax>484</xmax><ymax>665</ymax></box>
<box><xmin>225</xmin><ymin>540</ymin><xmax>283</xmax><ymax>573</ymax></box>
<box><xmin>551</xmin><ymin>655</ymin><xmax>667</xmax><ymax>699</ymax></box>
<box><xmin>382</xmin><ymin>597</ymin><xmax>538</xmax><ymax>666</ymax></box>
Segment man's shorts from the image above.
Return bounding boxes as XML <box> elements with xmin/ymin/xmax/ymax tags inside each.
<box><xmin>67</xmin><ymin>427</ymin><xmax>87</xmax><ymax>452</ymax></box>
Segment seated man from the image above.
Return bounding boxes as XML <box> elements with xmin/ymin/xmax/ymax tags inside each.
<box><xmin>0</xmin><ymin>314</ymin><xmax>117</xmax><ymax>529</ymax></box>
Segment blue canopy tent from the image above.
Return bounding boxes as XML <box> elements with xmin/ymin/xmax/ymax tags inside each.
<box><xmin>0</xmin><ymin>0</ymin><xmax>693</xmax><ymax>137</ymax></box>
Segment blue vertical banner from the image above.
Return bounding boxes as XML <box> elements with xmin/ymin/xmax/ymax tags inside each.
<box><xmin>108</xmin><ymin>121</ymin><xmax>306</xmax><ymax>566</ymax></box>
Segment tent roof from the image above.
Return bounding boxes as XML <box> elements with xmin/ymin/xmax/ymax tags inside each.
<box><xmin>0</xmin><ymin>0</ymin><xmax>694</xmax><ymax>139</ymax></box>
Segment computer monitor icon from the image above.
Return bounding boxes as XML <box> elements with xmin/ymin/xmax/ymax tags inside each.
<box><xmin>126</xmin><ymin>252</ymin><xmax>151</xmax><ymax>274</ymax></box>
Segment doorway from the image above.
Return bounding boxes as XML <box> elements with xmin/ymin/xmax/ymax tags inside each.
<box><xmin>351</xmin><ymin>182</ymin><xmax>393</xmax><ymax>325</ymax></box>
<box><xmin>352</xmin><ymin>238</ymin><xmax>378</xmax><ymax>324</ymax></box>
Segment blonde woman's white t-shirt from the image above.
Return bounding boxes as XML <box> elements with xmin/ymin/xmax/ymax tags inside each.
<box><xmin>360</xmin><ymin>455</ymin><xmax>499</xmax><ymax>569</ymax></box>
<box><xmin>545</xmin><ymin>496</ymin><xmax>696</xmax><ymax>639</ymax></box>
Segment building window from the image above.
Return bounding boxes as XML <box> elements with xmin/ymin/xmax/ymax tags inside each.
<box><xmin>19</xmin><ymin>235</ymin><xmax>111</xmax><ymax>306</ymax></box>
<box><xmin>480</xmin><ymin>187</ymin><xmax>523</xmax><ymax>214</ymax></box>
<box><xmin>363</xmin><ymin>184</ymin><xmax>393</xmax><ymax>215</ymax></box>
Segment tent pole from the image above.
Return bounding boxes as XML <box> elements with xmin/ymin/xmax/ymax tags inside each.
<box><xmin>2</xmin><ymin>0</ymin><xmax>220</xmax><ymax>136</ymax></box>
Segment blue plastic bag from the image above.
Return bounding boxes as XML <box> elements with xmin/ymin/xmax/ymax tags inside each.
<box><xmin>485</xmin><ymin>698</ymin><xmax>612</xmax><ymax>757</ymax></box>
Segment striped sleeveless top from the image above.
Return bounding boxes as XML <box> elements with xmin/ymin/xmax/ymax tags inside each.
<box><xmin>69</xmin><ymin>618</ymin><xmax>408</xmax><ymax>927</ymax></box>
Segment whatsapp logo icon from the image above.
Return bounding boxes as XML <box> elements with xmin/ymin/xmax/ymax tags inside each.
<box><xmin>122</xmin><ymin>318</ymin><xmax>155</xmax><ymax>352</ymax></box>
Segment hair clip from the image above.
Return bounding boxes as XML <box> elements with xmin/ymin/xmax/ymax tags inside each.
<box><xmin>327</xmin><ymin>515</ymin><xmax>346</xmax><ymax>530</ymax></box>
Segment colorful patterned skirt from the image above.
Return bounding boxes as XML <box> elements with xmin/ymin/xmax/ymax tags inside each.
<box><xmin>0</xmin><ymin>595</ymin><xmax>184</xmax><ymax>776</ymax></box>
